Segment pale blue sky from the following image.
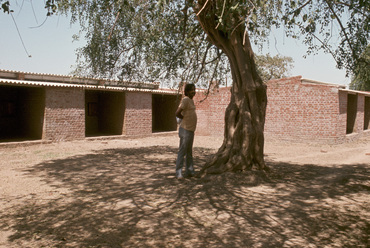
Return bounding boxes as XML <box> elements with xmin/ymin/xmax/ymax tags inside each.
<box><xmin>0</xmin><ymin>1</ymin><xmax>350</xmax><ymax>87</ymax></box>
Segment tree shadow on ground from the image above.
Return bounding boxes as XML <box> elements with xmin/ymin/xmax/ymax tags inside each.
<box><xmin>1</xmin><ymin>146</ymin><xmax>369</xmax><ymax>247</ymax></box>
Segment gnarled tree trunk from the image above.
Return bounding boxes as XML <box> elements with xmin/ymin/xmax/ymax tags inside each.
<box><xmin>196</xmin><ymin>1</ymin><xmax>268</xmax><ymax>175</ymax></box>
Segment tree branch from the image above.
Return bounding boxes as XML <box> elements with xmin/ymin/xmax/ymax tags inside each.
<box><xmin>108</xmin><ymin>10</ymin><xmax>121</xmax><ymax>41</ymax></box>
<box><xmin>288</xmin><ymin>0</ymin><xmax>313</xmax><ymax>15</ymax></box>
<box><xmin>323</xmin><ymin>0</ymin><xmax>355</xmax><ymax>59</ymax></box>
<box><xmin>215</xmin><ymin>0</ymin><xmax>227</xmax><ymax>29</ymax></box>
<box><xmin>294</xmin><ymin>22</ymin><xmax>337</xmax><ymax>60</ymax></box>
<box><xmin>196</xmin><ymin>0</ymin><xmax>210</xmax><ymax>16</ymax></box>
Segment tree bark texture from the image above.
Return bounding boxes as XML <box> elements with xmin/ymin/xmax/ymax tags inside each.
<box><xmin>196</xmin><ymin>0</ymin><xmax>268</xmax><ymax>174</ymax></box>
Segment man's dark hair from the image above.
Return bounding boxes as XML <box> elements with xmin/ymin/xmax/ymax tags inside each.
<box><xmin>184</xmin><ymin>83</ymin><xmax>195</xmax><ymax>96</ymax></box>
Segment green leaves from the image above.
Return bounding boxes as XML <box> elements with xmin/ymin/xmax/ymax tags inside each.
<box><xmin>290</xmin><ymin>0</ymin><xmax>297</xmax><ymax>8</ymax></box>
<box><xmin>350</xmin><ymin>45</ymin><xmax>370</xmax><ymax>91</ymax></box>
<box><xmin>281</xmin><ymin>0</ymin><xmax>369</xmax><ymax>78</ymax></box>
<box><xmin>302</xmin><ymin>14</ymin><xmax>307</xmax><ymax>22</ymax></box>
<box><xmin>1</xmin><ymin>1</ymin><xmax>11</xmax><ymax>13</ymax></box>
<box><xmin>305</xmin><ymin>20</ymin><xmax>316</xmax><ymax>33</ymax></box>
<box><xmin>45</xmin><ymin>0</ymin><xmax>59</xmax><ymax>16</ymax></box>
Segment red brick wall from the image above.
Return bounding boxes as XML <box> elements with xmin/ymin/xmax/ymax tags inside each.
<box><xmin>356</xmin><ymin>94</ymin><xmax>365</xmax><ymax>133</ymax></box>
<box><xmin>194</xmin><ymin>87</ymin><xmax>230</xmax><ymax>136</ymax></box>
<box><xmin>124</xmin><ymin>92</ymin><xmax>152</xmax><ymax>136</ymax></box>
<box><xmin>194</xmin><ymin>76</ymin><xmax>370</xmax><ymax>143</ymax></box>
<box><xmin>338</xmin><ymin>90</ymin><xmax>348</xmax><ymax>142</ymax></box>
<box><xmin>265</xmin><ymin>76</ymin><xmax>342</xmax><ymax>142</ymax></box>
<box><xmin>43</xmin><ymin>87</ymin><xmax>85</xmax><ymax>141</ymax></box>
<box><xmin>43</xmin><ymin>89</ymin><xmax>153</xmax><ymax>140</ymax></box>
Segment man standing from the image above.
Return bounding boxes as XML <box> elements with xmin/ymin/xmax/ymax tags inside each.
<box><xmin>175</xmin><ymin>83</ymin><xmax>197</xmax><ymax>179</ymax></box>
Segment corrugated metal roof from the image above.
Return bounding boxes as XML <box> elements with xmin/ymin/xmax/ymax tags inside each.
<box><xmin>0</xmin><ymin>69</ymin><xmax>181</xmax><ymax>95</ymax></box>
<box><xmin>0</xmin><ymin>69</ymin><xmax>70</xmax><ymax>78</ymax></box>
<box><xmin>0</xmin><ymin>78</ymin><xmax>88</xmax><ymax>88</ymax></box>
<box><xmin>339</xmin><ymin>88</ymin><xmax>370</xmax><ymax>96</ymax></box>
<box><xmin>0</xmin><ymin>69</ymin><xmax>160</xmax><ymax>90</ymax></box>
<box><xmin>0</xmin><ymin>78</ymin><xmax>179</xmax><ymax>95</ymax></box>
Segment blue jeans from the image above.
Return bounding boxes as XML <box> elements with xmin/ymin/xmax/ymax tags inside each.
<box><xmin>176</xmin><ymin>127</ymin><xmax>195</xmax><ymax>177</ymax></box>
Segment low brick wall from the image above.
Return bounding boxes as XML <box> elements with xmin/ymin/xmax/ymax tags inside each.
<box><xmin>194</xmin><ymin>87</ymin><xmax>230</xmax><ymax>137</ymax></box>
<box><xmin>43</xmin><ymin>87</ymin><xmax>85</xmax><ymax>141</ymax></box>
<box><xmin>265</xmin><ymin>77</ymin><xmax>341</xmax><ymax>142</ymax></box>
<box><xmin>124</xmin><ymin>92</ymin><xmax>152</xmax><ymax>136</ymax></box>
<box><xmin>193</xmin><ymin>76</ymin><xmax>370</xmax><ymax>144</ymax></box>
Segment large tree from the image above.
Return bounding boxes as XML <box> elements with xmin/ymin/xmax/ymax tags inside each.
<box><xmin>2</xmin><ymin>0</ymin><xmax>369</xmax><ymax>175</ymax></box>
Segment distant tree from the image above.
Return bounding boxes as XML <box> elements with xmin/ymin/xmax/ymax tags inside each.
<box><xmin>255</xmin><ymin>54</ymin><xmax>294</xmax><ymax>82</ymax></box>
<box><xmin>2</xmin><ymin>0</ymin><xmax>369</xmax><ymax>175</ymax></box>
<box><xmin>349</xmin><ymin>45</ymin><xmax>370</xmax><ymax>91</ymax></box>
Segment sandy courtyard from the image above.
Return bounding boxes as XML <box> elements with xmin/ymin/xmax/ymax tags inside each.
<box><xmin>0</xmin><ymin>133</ymin><xmax>369</xmax><ymax>247</ymax></box>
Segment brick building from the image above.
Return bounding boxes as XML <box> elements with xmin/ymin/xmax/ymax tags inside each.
<box><xmin>194</xmin><ymin>76</ymin><xmax>370</xmax><ymax>143</ymax></box>
<box><xmin>0</xmin><ymin>70</ymin><xmax>180</xmax><ymax>143</ymax></box>
<box><xmin>0</xmin><ymin>70</ymin><xmax>369</xmax><ymax>144</ymax></box>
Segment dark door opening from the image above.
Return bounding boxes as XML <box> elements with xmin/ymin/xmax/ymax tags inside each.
<box><xmin>346</xmin><ymin>93</ymin><xmax>358</xmax><ymax>134</ymax></box>
<box><xmin>85</xmin><ymin>90</ymin><xmax>125</xmax><ymax>137</ymax></box>
<box><xmin>364</xmin><ymin>96</ymin><xmax>370</xmax><ymax>130</ymax></box>
<box><xmin>0</xmin><ymin>85</ymin><xmax>45</xmax><ymax>142</ymax></box>
<box><xmin>152</xmin><ymin>94</ymin><xmax>179</xmax><ymax>133</ymax></box>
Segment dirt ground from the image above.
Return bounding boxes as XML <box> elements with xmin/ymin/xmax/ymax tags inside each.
<box><xmin>0</xmin><ymin>133</ymin><xmax>369</xmax><ymax>248</ymax></box>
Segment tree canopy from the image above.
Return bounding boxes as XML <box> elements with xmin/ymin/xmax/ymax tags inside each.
<box><xmin>349</xmin><ymin>45</ymin><xmax>370</xmax><ymax>91</ymax></box>
<box><xmin>64</xmin><ymin>0</ymin><xmax>369</xmax><ymax>86</ymax></box>
<box><xmin>2</xmin><ymin>0</ymin><xmax>368</xmax><ymax>87</ymax></box>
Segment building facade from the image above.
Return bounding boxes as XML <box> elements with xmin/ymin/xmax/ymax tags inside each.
<box><xmin>0</xmin><ymin>70</ymin><xmax>369</xmax><ymax>144</ymax></box>
<box><xmin>0</xmin><ymin>70</ymin><xmax>180</xmax><ymax>143</ymax></box>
